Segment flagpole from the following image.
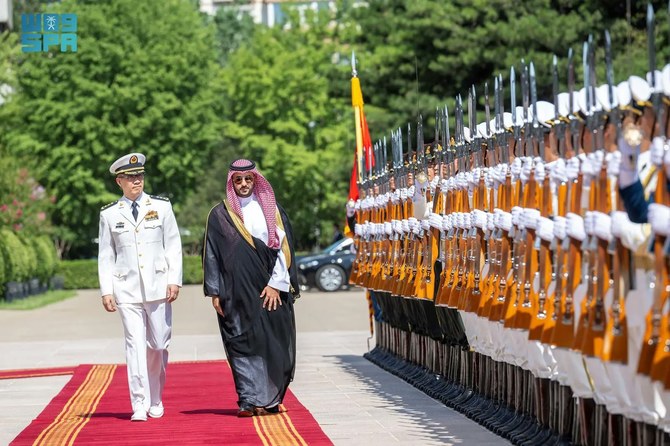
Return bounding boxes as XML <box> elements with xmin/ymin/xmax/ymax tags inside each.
<box><xmin>351</xmin><ymin>52</ymin><xmax>364</xmax><ymax>183</ymax></box>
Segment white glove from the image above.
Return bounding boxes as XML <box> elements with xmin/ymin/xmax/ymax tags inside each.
<box><xmin>566</xmin><ymin>156</ymin><xmax>580</xmax><ymax>181</ymax></box>
<box><xmin>354</xmin><ymin>200</ymin><xmax>361</xmax><ymax>211</ymax></box>
<box><xmin>537</xmin><ymin>216</ymin><xmax>554</xmax><ymax>242</ymax></box>
<box><xmin>466</xmin><ymin>171</ymin><xmax>476</xmax><ymax>195</ymax></box>
<box><xmin>430</xmin><ymin>175</ymin><xmax>440</xmax><ymax>191</ymax></box>
<box><xmin>551</xmin><ymin>158</ymin><xmax>568</xmax><ymax>183</ymax></box>
<box><xmin>592</xmin><ymin>211</ymin><xmax>613</xmax><ymax>242</ymax></box>
<box><xmin>384</xmin><ymin>222</ymin><xmax>393</xmax><ymax>236</ymax></box>
<box><xmin>648</xmin><ymin>203</ymin><xmax>670</xmax><ymax>237</ymax></box>
<box><xmin>448</xmin><ymin>177</ymin><xmax>457</xmax><ymax>191</ymax></box>
<box><xmin>400</xmin><ymin>188</ymin><xmax>408</xmax><ymax>201</ymax></box>
<box><xmin>392</xmin><ymin>219</ymin><xmax>402</xmax><ymax>235</ymax></box>
<box><xmin>440</xmin><ymin>178</ymin><xmax>449</xmax><ymax>191</ymax></box>
<box><xmin>651</xmin><ymin>136</ymin><xmax>666</xmax><ymax>166</ymax></box>
<box><xmin>470</xmin><ymin>168</ymin><xmax>481</xmax><ymax>187</ymax></box>
<box><xmin>497</xmin><ymin>163</ymin><xmax>509</xmax><ymax>183</ymax></box>
<box><xmin>442</xmin><ymin>214</ymin><xmax>452</xmax><ymax>232</ymax></box>
<box><xmin>553</xmin><ymin>215</ymin><xmax>567</xmax><ymax>240</ymax></box>
<box><xmin>534</xmin><ymin>157</ymin><xmax>546</xmax><ymax>183</ymax></box>
<box><xmin>497</xmin><ymin>210</ymin><xmax>513</xmax><ymax>232</ymax></box>
<box><xmin>485</xmin><ymin>171</ymin><xmax>496</xmax><ymax>189</ymax></box>
<box><xmin>471</xmin><ymin>209</ymin><xmax>487</xmax><ymax>229</ymax></box>
<box><xmin>523</xmin><ymin>208</ymin><xmax>541</xmax><ymax>230</ymax></box>
<box><xmin>421</xmin><ymin>219</ymin><xmax>430</xmax><ymax>231</ymax></box>
<box><xmin>606</xmin><ymin>151</ymin><xmax>621</xmax><ymax>178</ymax></box>
<box><xmin>566</xmin><ymin>212</ymin><xmax>587</xmax><ymax>241</ymax></box>
<box><xmin>486</xmin><ymin>211</ymin><xmax>495</xmax><ymax>232</ymax></box>
<box><xmin>521</xmin><ymin>157</ymin><xmax>533</xmax><ymax>183</ymax></box>
<box><xmin>354</xmin><ymin>224</ymin><xmax>362</xmax><ymax>237</ymax></box>
<box><xmin>511</xmin><ymin>157</ymin><xmax>523</xmax><ymax>181</ymax></box>
<box><xmin>511</xmin><ymin>206</ymin><xmax>523</xmax><ymax>227</ymax></box>
<box><xmin>429</xmin><ymin>213</ymin><xmax>442</xmax><ymax>229</ymax></box>
<box><xmin>610</xmin><ymin>211</ymin><xmax>628</xmax><ymax>239</ymax></box>
<box><xmin>407</xmin><ymin>185</ymin><xmax>415</xmax><ymax>197</ymax></box>
<box><xmin>583</xmin><ymin>211</ymin><xmax>596</xmax><ymax>236</ymax></box>
<box><xmin>402</xmin><ymin>219</ymin><xmax>410</xmax><ymax>234</ymax></box>
<box><xmin>462</xmin><ymin>213</ymin><xmax>472</xmax><ymax>229</ymax></box>
<box><xmin>411</xmin><ymin>219</ymin><xmax>421</xmax><ymax>235</ymax></box>
<box><xmin>457</xmin><ymin>172</ymin><xmax>468</xmax><ymax>190</ymax></box>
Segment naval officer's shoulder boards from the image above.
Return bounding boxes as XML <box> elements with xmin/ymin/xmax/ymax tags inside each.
<box><xmin>101</xmin><ymin>200</ymin><xmax>118</xmax><ymax>211</ymax></box>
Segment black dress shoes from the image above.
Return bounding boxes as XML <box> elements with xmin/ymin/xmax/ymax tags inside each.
<box><xmin>237</xmin><ymin>403</ymin><xmax>255</xmax><ymax>417</ymax></box>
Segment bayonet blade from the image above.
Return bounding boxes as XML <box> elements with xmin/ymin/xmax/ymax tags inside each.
<box><xmin>530</xmin><ymin>61</ymin><xmax>538</xmax><ymax>127</ymax></box>
<box><xmin>568</xmin><ymin>48</ymin><xmax>574</xmax><ymax>116</ymax></box>
<box><xmin>605</xmin><ymin>30</ymin><xmax>615</xmax><ymax>110</ymax></box>
<box><xmin>417</xmin><ymin>114</ymin><xmax>425</xmax><ymax>165</ymax></box>
<box><xmin>648</xmin><ymin>3</ymin><xmax>657</xmax><ymax>90</ymax></box>
<box><xmin>495</xmin><ymin>76</ymin><xmax>501</xmax><ymax>134</ymax></box>
<box><xmin>351</xmin><ymin>51</ymin><xmax>357</xmax><ymax>77</ymax></box>
<box><xmin>499</xmin><ymin>74</ymin><xmax>505</xmax><ymax>118</ymax></box>
<box><xmin>552</xmin><ymin>55</ymin><xmax>559</xmax><ymax>120</ymax></box>
<box><xmin>522</xmin><ymin>61</ymin><xmax>529</xmax><ymax>123</ymax></box>
<box><xmin>583</xmin><ymin>40</ymin><xmax>590</xmax><ymax>115</ymax></box>
<box><xmin>511</xmin><ymin>66</ymin><xmax>517</xmax><ymax>125</ymax></box>
<box><xmin>485</xmin><ymin>81</ymin><xmax>492</xmax><ymax>137</ymax></box>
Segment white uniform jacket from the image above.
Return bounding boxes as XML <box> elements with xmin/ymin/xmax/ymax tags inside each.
<box><xmin>98</xmin><ymin>193</ymin><xmax>182</xmax><ymax>304</ymax></box>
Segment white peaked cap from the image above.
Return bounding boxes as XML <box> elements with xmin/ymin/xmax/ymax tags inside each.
<box><xmin>534</xmin><ymin>100</ymin><xmax>555</xmax><ymax>128</ymax></box>
<box><xmin>477</xmin><ymin>121</ymin><xmax>491</xmax><ymax>138</ymax></box>
<box><xmin>488</xmin><ymin>112</ymin><xmax>515</xmax><ymax>133</ymax></box>
<box><xmin>577</xmin><ymin>87</ymin><xmax>602</xmax><ymax>115</ymax></box>
<box><xmin>662</xmin><ymin>64</ymin><xmax>670</xmax><ymax>96</ymax></box>
<box><xmin>462</xmin><ymin>126</ymin><xmax>472</xmax><ymax>143</ymax></box>
<box><xmin>502</xmin><ymin>111</ymin><xmax>514</xmax><ymax>129</ymax></box>
<box><xmin>616</xmin><ymin>80</ymin><xmax>632</xmax><ymax>107</ymax></box>
<box><xmin>629</xmin><ymin>75</ymin><xmax>652</xmax><ymax>104</ymax></box>
<box><xmin>646</xmin><ymin>70</ymin><xmax>663</xmax><ymax>93</ymax></box>
<box><xmin>596</xmin><ymin>84</ymin><xmax>618</xmax><ymax>111</ymax></box>
<box><xmin>514</xmin><ymin>106</ymin><xmax>526</xmax><ymax>126</ymax></box>
<box><xmin>557</xmin><ymin>91</ymin><xmax>580</xmax><ymax>116</ymax></box>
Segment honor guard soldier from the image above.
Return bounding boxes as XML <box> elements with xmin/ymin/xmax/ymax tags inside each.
<box><xmin>97</xmin><ymin>153</ymin><xmax>183</xmax><ymax>422</ymax></box>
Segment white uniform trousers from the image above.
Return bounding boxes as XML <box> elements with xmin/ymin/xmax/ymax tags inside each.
<box><xmin>117</xmin><ymin>299</ymin><xmax>172</xmax><ymax>412</ymax></box>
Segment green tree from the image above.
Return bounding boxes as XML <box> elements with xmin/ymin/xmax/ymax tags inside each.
<box><xmin>340</xmin><ymin>0</ymin><xmax>670</xmax><ymax>142</ymax></box>
<box><xmin>211</xmin><ymin>1</ymin><xmax>256</xmax><ymax>65</ymax></box>
<box><xmin>179</xmin><ymin>11</ymin><xmax>352</xmax><ymax>250</ymax></box>
<box><xmin>2</xmin><ymin>0</ymin><xmax>223</xmax><ymax>257</ymax></box>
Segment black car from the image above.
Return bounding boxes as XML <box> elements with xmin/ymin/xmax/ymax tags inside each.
<box><xmin>296</xmin><ymin>237</ymin><xmax>356</xmax><ymax>292</ymax></box>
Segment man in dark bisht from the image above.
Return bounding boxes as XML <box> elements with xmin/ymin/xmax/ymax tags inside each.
<box><xmin>202</xmin><ymin>159</ymin><xmax>299</xmax><ymax>417</ymax></box>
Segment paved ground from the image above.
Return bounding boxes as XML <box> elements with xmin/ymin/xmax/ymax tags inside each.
<box><xmin>0</xmin><ymin>285</ymin><xmax>508</xmax><ymax>446</ymax></box>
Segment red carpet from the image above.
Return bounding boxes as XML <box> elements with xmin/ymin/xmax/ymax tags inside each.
<box><xmin>11</xmin><ymin>360</ymin><xmax>333</xmax><ymax>445</ymax></box>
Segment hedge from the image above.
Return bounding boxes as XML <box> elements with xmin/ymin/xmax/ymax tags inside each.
<box><xmin>59</xmin><ymin>255</ymin><xmax>203</xmax><ymax>290</ymax></box>
<box><xmin>0</xmin><ymin>229</ymin><xmax>31</xmax><ymax>282</ymax></box>
<box><xmin>32</xmin><ymin>236</ymin><xmax>59</xmax><ymax>282</ymax></box>
<box><xmin>19</xmin><ymin>233</ymin><xmax>38</xmax><ymax>282</ymax></box>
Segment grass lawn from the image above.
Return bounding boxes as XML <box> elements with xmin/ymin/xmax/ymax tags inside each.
<box><xmin>0</xmin><ymin>290</ymin><xmax>77</xmax><ymax>310</ymax></box>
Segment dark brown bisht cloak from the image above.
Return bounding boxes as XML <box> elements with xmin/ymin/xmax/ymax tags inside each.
<box><xmin>203</xmin><ymin>200</ymin><xmax>298</xmax><ymax>408</ymax></box>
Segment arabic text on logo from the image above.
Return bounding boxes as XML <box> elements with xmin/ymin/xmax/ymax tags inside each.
<box><xmin>21</xmin><ymin>13</ymin><xmax>78</xmax><ymax>53</ymax></box>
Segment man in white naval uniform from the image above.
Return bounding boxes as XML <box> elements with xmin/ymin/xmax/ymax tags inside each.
<box><xmin>98</xmin><ymin>153</ymin><xmax>183</xmax><ymax>422</ymax></box>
